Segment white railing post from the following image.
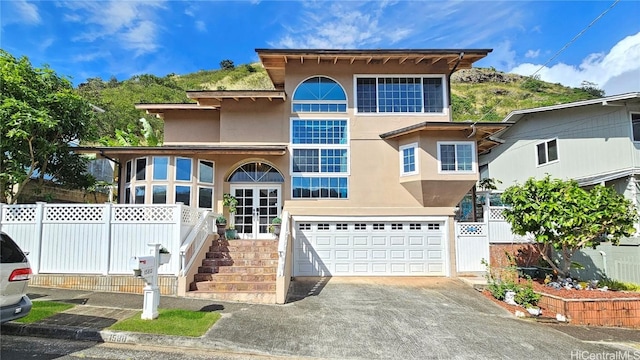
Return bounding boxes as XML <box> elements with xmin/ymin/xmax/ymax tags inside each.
<box><xmin>33</xmin><ymin>202</ymin><xmax>46</xmax><ymax>274</ymax></box>
<box><xmin>173</xmin><ymin>203</ymin><xmax>183</xmax><ymax>256</ymax></box>
<box><xmin>102</xmin><ymin>203</ymin><xmax>112</xmax><ymax>275</ymax></box>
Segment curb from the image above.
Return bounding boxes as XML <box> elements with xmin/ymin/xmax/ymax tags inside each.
<box><xmin>0</xmin><ymin>322</ymin><xmax>272</xmax><ymax>356</ymax></box>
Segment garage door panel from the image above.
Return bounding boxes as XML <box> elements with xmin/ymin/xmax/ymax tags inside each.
<box><xmin>293</xmin><ymin>221</ymin><xmax>446</xmax><ymax>276</ymax></box>
<box><xmin>335</xmin><ymin>236</ymin><xmax>350</xmax><ymax>246</ymax></box>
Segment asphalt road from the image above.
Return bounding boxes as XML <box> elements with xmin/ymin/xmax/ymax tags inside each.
<box><xmin>0</xmin><ymin>335</ymin><xmax>301</xmax><ymax>360</ymax></box>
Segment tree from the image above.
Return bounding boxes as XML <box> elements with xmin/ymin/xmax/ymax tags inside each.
<box><xmin>0</xmin><ymin>50</ymin><xmax>97</xmax><ymax>203</ymax></box>
<box><xmin>580</xmin><ymin>80</ymin><xmax>605</xmax><ymax>97</ymax></box>
<box><xmin>501</xmin><ymin>176</ymin><xmax>637</xmax><ymax>277</ymax></box>
<box><xmin>219</xmin><ymin>59</ymin><xmax>235</xmax><ymax>70</ymax></box>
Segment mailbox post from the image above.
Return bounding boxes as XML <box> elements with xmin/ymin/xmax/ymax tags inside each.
<box><xmin>130</xmin><ymin>243</ymin><xmax>163</xmax><ymax>320</ymax></box>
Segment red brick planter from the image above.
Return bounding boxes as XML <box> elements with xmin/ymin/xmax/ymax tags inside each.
<box><xmin>537</xmin><ymin>292</ymin><xmax>640</xmax><ymax>328</ymax></box>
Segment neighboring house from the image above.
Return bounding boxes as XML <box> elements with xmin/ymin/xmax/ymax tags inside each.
<box><xmin>478</xmin><ymin>93</ymin><xmax>640</xmax><ymax>282</ymax></box>
<box><xmin>78</xmin><ymin>48</ymin><xmax>509</xmax><ymax>287</ymax></box>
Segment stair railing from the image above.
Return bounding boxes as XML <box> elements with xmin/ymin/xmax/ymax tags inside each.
<box><xmin>179</xmin><ymin>211</ymin><xmax>214</xmax><ymax>276</ymax></box>
<box><xmin>276</xmin><ymin>210</ymin><xmax>290</xmax><ymax>277</ymax></box>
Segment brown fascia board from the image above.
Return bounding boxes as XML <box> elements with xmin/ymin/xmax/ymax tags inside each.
<box><xmin>186</xmin><ymin>90</ymin><xmax>286</xmax><ymax>101</ymax></box>
<box><xmin>255</xmin><ymin>48</ymin><xmax>493</xmax><ymax>56</ymax></box>
<box><xmin>379</xmin><ymin>121</ymin><xmax>512</xmax><ymax>139</ymax></box>
<box><xmin>75</xmin><ymin>145</ymin><xmax>288</xmax><ymax>156</ymax></box>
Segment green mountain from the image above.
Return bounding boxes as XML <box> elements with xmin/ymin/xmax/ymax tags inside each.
<box><xmin>78</xmin><ymin>64</ymin><xmax>601</xmax><ymax>143</ymax></box>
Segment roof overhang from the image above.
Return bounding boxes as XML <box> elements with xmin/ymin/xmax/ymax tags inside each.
<box><xmin>380</xmin><ymin>121</ymin><xmax>512</xmax><ymax>154</ymax></box>
<box><xmin>186</xmin><ymin>90</ymin><xmax>286</xmax><ymax>105</ymax></box>
<box><xmin>256</xmin><ymin>48</ymin><xmax>493</xmax><ymax>89</ymax></box>
<box><xmin>135</xmin><ymin>103</ymin><xmax>218</xmax><ymax>117</ymax></box>
<box><xmin>75</xmin><ymin>145</ymin><xmax>288</xmax><ymax>157</ymax></box>
<box><xmin>503</xmin><ymin>92</ymin><xmax>640</xmax><ymax>123</ymax></box>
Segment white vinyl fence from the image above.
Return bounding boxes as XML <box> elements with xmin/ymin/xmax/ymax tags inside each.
<box><xmin>0</xmin><ymin>202</ymin><xmax>202</xmax><ymax>276</ymax></box>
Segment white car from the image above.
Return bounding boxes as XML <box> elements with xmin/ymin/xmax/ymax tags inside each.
<box><xmin>0</xmin><ymin>232</ymin><xmax>32</xmax><ymax>323</ymax></box>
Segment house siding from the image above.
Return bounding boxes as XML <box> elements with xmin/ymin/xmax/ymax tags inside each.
<box><xmin>482</xmin><ymin>104</ymin><xmax>640</xmax><ymax>190</ymax></box>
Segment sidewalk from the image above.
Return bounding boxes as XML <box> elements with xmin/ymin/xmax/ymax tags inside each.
<box><xmin>1</xmin><ymin>286</ymin><xmax>263</xmax><ymax>355</ymax></box>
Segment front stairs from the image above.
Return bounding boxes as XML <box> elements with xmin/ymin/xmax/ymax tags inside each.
<box><xmin>186</xmin><ymin>237</ymin><xmax>278</xmax><ymax>304</ymax></box>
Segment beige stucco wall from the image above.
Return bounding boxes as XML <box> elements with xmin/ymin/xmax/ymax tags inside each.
<box><xmin>125</xmin><ymin>58</ymin><xmax>475</xmax><ymax>217</ymax></box>
<box><xmin>163</xmin><ymin>110</ymin><xmax>221</xmax><ymax>145</ymax></box>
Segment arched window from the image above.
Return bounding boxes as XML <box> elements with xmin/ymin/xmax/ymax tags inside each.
<box><xmin>292</xmin><ymin>76</ymin><xmax>347</xmax><ymax>113</ymax></box>
<box><xmin>227</xmin><ymin>162</ymin><xmax>284</xmax><ymax>183</ymax></box>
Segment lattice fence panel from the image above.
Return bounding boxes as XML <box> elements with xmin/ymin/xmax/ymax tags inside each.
<box><xmin>181</xmin><ymin>206</ymin><xmax>199</xmax><ymax>225</ymax></box>
<box><xmin>45</xmin><ymin>205</ymin><xmax>104</xmax><ymax>223</ymax></box>
<box><xmin>2</xmin><ymin>205</ymin><xmax>37</xmax><ymax>222</ymax></box>
<box><xmin>489</xmin><ymin>207</ymin><xmax>507</xmax><ymax>221</ymax></box>
<box><xmin>456</xmin><ymin>223</ymin><xmax>487</xmax><ymax>236</ymax></box>
<box><xmin>112</xmin><ymin>205</ymin><xmax>175</xmax><ymax>222</ymax></box>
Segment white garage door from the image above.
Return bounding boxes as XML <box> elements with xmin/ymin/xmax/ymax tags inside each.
<box><xmin>293</xmin><ymin>220</ymin><xmax>447</xmax><ymax>276</ymax></box>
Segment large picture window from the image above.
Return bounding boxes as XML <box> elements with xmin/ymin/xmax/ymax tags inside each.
<box><xmin>438</xmin><ymin>142</ymin><xmax>475</xmax><ymax>173</ymax></box>
<box><xmin>356</xmin><ymin>76</ymin><xmax>445</xmax><ymax>114</ymax></box>
<box><xmin>292</xmin><ymin>76</ymin><xmax>347</xmax><ymax>113</ymax></box>
<box><xmin>291</xmin><ymin>119</ymin><xmax>349</xmax><ymax>198</ymax></box>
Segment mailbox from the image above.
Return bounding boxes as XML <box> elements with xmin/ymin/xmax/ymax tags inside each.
<box><xmin>130</xmin><ymin>256</ymin><xmax>155</xmax><ymax>279</ymax></box>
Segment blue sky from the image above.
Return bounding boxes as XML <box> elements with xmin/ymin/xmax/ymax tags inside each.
<box><xmin>2</xmin><ymin>0</ymin><xmax>639</xmax><ymax>95</ymax></box>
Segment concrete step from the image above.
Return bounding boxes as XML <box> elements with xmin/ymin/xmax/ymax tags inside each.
<box><xmin>214</xmin><ymin>239</ymin><xmax>278</xmax><ymax>247</ymax></box>
<box><xmin>197</xmin><ymin>265</ymin><xmax>277</xmax><ymax>274</ymax></box>
<box><xmin>206</xmin><ymin>251</ymin><xmax>278</xmax><ymax>260</ymax></box>
<box><xmin>202</xmin><ymin>258</ymin><xmax>279</xmax><ymax>267</ymax></box>
<box><xmin>195</xmin><ymin>281</ymin><xmax>276</xmax><ymax>292</ymax></box>
<box><xmin>193</xmin><ymin>273</ymin><xmax>277</xmax><ymax>282</ymax></box>
<box><xmin>185</xmin><ymin>290</ymin><xmax>276</xmax><ymax>304</ymax></box>
<box><xmin>209</xmin><ymin>245</ymin><xmax>278</xmax><ymax>253</ymax></box>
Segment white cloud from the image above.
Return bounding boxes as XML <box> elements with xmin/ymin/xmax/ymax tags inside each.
<box><xmin>195</xmin><ymin>20</ymin><xmax>206</xmax><ymax>33</ymax></box>
<box><xmin>2</xmin><ymin>0</ymin><xmax>41</xmax><ymax>26</ymax></box>
<box><xmin>38</xmin><ymin>37</ymin><xmax>55</xmax><ymax>52</ymax></box>
<box><xmin>510</xmin><ymin>31</ymin><xmax>640</xmax><ymax>95</ymax></box>
<box><xmin>525</xmin><ymin>49</ymin><xmax>540</xmax><ymax>58</ymax></box>
<box><xmin>269</xmin><ymin>2</ymin><xmax>411</xmax><ymax>48</ymax></box>
<box><xmin>62</xmin><ymin>1</ymin><xmax>166</xmax><ymax>56</ymax></box>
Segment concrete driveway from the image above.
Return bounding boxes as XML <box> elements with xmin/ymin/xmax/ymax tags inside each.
<box><xmin>206</xmin><ymin>278</ymin><xmax>635</xmax><ymax>360</ymax></box>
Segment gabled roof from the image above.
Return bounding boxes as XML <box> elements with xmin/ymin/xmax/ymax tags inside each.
<box><xmin>503</xmin><ymin>92</ymin><xmax>640</xmax><ymax>123</ymax></box>
<box><xmin>256</xmin><ymin>48</ymin><xmax>493</xmax><ymax>89</ymax></box>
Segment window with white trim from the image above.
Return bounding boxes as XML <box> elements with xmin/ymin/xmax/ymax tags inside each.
<box><xmin>631</xmin><ymin>113</ymin><xmax>640</xmax><ymax>141</ymax></box>
<box><xmin>125</xmin><ymin>160</ymin><xmax>133</xmax><ymax>183</ymax></box>
<box><xmin>536</xmin><ymin>139</ymin><xmax>558</xmax><ymax>166</ymax></box>
<box><xmin>134</xmin><ymin>185</ymin><xmax>145</xmax><ymax>204</ymax></box>
<box><xmin>291</xmin><ymin>119</ymin><xmax>349</xmax><ymax>198</ymax></box>
<box><xmin>153</xmin><ymin>157</ymin><xmax>169</xmax><ymax>180</ymax></box>
<box><xmin>152</xmin><ymin>185</ymin><xmax>167</xmax><ymax>204</ymax></box>
<box><xmin>292</xmin><ymin>76</ymin><xmax>347</xmax><ymax>113</ymax></box>
<box><xmin>175</xmin><ymin>157</ymin><xmax>192</xmax><ymax>181</ymax></box>
<box><xmin>135</xmin><ymin>158</ymin><xmax>147</xmax><ymax>181</ymax></box>
<box><xmin>399</xmin><ymin>143</ymin><xmax>418</xmax><ymax>176</ymax></box>
<box><xmin>438</xmin><ymin>142</ymin><xmax>475</xmax><ymax>173</ymax></box>
<box><xmin>197</xmin><ymin>160</ymin><xmax>214</xmax><ymax>209</ymax></box>
<box><xmin>355</xmin><ymin>76</ymin><xmax>445</xmax><ymax>114</ymax></box>
<box><xmin>175</xmin><ymin>185</ymin><xmax>191</xmax><ymax>206</ymax></box>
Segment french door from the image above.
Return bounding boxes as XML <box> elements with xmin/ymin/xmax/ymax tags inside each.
<box><xmin>231</xmin><ymin>185</ymin><xmax>281</xmax><ymax>239</ymax></box>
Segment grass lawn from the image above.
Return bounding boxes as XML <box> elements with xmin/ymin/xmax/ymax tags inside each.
<box><xmin>16</xmin><ymin>301</ymin><xmax>75</xmax><ymax>323</ymax></box>
<box><xmin>108</xmin><ymin>309</ymin><xmax>221</xmax><ymax>337</ymax></box>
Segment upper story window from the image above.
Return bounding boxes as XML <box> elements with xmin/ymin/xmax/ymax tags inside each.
<box><xmin>135</xmin><ymin>158</ymin><xmax>147</xmax><ymax>181</ymax></box>
<box><xmin>536</xmin><ymin>139</ymin><xmax>558</xmax><ymax>166</ymax></box>
<box><xmin>438</xmin><ymin>141</ymin><xmax>475</xmax><ymax>173</ymax></box>
<box><xmin>291</xmin><ymin>119</ymin><xmax>349</xmax><ymax>199</ymax></box>
<box><xmin>355</xmin><ymin>75</ymin><xmax>445</xmax><ymax>114</ymax></box>
<box><xmin>399</xmin><ymin>143</ymin><xmax>418</xmax><ymax>176</ymax></box>
<box><xmin>292</xmin><ymin>76</ymin><xmax>347</xmax><ymax>113</ymax></box>
<box><xmin>631</xmin><ymin>113</ymin><xmax>640</xmax><ymax>141</ymax></box>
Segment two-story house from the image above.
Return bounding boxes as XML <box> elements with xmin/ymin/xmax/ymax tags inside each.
<box><xmin>85</xmin><ymin>49</ymin><xmax>509</xmax><ymax>300</ymax></box>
